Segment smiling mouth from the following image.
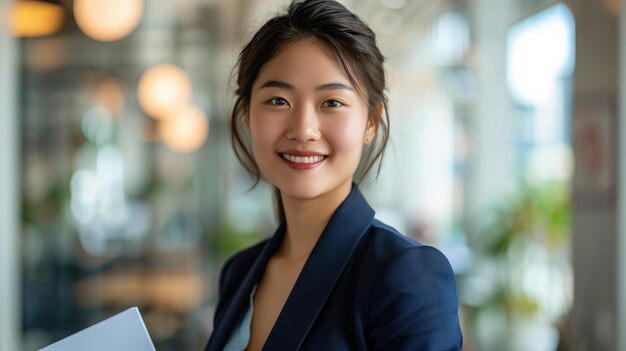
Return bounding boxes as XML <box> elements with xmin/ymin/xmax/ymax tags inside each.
<box><xmin>280</xmin><ymin>153</ymin><xmax>327</xmax><ymax>163</ymax></box>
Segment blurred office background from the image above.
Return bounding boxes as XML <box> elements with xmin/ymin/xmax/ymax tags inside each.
<box><xmin>1</xmin><ymin>0</ymin><xmax>625</xmax><ymax>350</ymax></box>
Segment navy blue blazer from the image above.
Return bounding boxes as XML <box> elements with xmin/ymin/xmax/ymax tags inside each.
<box><xmin>205</xmin><ymin>185</ymin><xmax>462</xmax><ymax>350</ymax></box>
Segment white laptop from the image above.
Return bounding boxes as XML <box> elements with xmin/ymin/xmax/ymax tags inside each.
<box><xmin>39</xmin><ymin>307</ymin><xmax>156</xmax><ymax>351</ymax></box>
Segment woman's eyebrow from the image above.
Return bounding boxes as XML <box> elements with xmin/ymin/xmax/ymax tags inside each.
<box><xmin>259</xmin><ymin>80</ymin><xmax>294</xmax><ymax>90</ymax></box>
<box><xmin>258</xmin><ymin>80</ymin><xmax>354</xmax><ymax>92</ymax></box>
<box><xmin>315</xmin><ymin>82</ymin><xmax>354</xmax><ymax>92</ymax></box>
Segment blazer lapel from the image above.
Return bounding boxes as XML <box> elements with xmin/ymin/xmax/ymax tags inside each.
<box><xmin>262</xmin><ymin>185</ymin><xmax>375</xmax><ymax>350</ymax></box>
<box><xmin>206</xmin><ymin>222</ymin><xmax>286</xmax><ymax>351</ymax></box>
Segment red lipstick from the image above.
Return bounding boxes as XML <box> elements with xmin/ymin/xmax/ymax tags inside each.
<box><xmin>279</xmin><ymin>150</ymin><xmax>327</xmax><ymax>170</ymax></box>
<box><xmin>280</xmin><ymin>150</ymin><xmax>326</xmax><ymax>157</ymax></box>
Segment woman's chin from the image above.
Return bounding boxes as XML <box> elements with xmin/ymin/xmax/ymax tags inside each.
<box><xmin>278</xmin><ymin>184</ymin><xmax>325</xmax><ymax>201</ymax></box>
<box><xmin>274</xmin><ymin>178</ymin><xmax>351</xmax><ymax>203</ymax></box>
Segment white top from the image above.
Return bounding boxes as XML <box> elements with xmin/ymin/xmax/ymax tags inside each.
<box><xmin>223</xmin><ymin>286</ymin><xmax>256</xmax><ymax>351</ymax></box>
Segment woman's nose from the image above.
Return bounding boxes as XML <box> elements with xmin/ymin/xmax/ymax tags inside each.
<box><xmin>285</xmin><ymin>104</ymin><xmax>321</xmax><ymax>142</ymax></box>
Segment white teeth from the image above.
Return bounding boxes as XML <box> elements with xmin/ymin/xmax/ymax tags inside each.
<box><xmin>282</xmin><ymin>154</ymin><xmax>325</xmax><ymax>163</ymax></box>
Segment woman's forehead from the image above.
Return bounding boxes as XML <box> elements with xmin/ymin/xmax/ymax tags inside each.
<box><xmin>253</xmin><ymin>39</ymin><xmax>355</xmax><ymax>91</ymax></box>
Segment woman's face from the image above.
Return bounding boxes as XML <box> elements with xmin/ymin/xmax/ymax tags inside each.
<box><xmin>248</xmin><ymin>39</ymin><xmax>375</xmax><ymax>202</ymax></box>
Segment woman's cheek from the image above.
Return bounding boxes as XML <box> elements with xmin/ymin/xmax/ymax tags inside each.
<box><xmin>250</xmin><ymin>113</ymin><xmax>276</xmax><ymax>146</ymax></box>
<box><xmin>325</xmin><ymin>119</ymin><xmax>367</xmax><ymax>152</ymax></box>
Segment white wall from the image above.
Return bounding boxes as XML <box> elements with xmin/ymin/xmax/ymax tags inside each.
<box><xmin>0</xmin><ymin>1</ymin><xmax>21</xmax><ymax>350</ymax></box>
<box><xmin>466</xmin><ymin>0</ymin><xmax>518</xmax><ymax>232</ymax></box>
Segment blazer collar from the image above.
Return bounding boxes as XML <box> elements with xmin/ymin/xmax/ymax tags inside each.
<box><xmin>263</xmin><ymin>184</ymin><xmax>375</xmax><ymax>350</ymax></box>
<box><xmin>206</xmin><ymin>222</ymin><xmax>286</xmax><ymax>350</ymax></box>
<box><xmin>208</xmin><ymin>184</ymin><xmax>375</xmax><ymax>351</ymax></box>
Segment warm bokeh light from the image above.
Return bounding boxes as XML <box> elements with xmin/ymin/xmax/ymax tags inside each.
<box><xmin>96</xmin><ymin>78</ymin><xmax>127</xmax><ymax>115</ymax></box>
<box><xmin>602</xmin><ymin>0</ymin><xmax>620</xmax><ymax>16</ymax></box>
<box><xmin>138</xmin><ymin>64</ymin><xmax>193</xmax><ymax>119</ymax></box>
<box><xmin>27</xmin><ymin>38</ymin><xmax>66</xmax><ymax>72</ymax></box>
<box><xmin>73</xmin><ymin>0</ymin><xmax>143</xmax><ymax>42</ymax></box>
<box><xmin>10</xmin><ymin>1</ymin><xmax>65</xmax><ymax>37</ymax></box>
<box><xmin>159</xmin><ymin>104</ymin><xmax>209</xmax><ymax>153</ymax></box>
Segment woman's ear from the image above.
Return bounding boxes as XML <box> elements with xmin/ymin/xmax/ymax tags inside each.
<box><xmin>364</xmin><ymin>119</ymin><xmax>376</xmax><ymax>145</ymax></box>
<box><xmin>242</xmin><ymin>110</ymin><xmax>250</xmax><ymax>131</ymax></box>
<box><xmin>364</xmin><ymin>102</ymin><xmax>383</xmax><ymax>144</ymax></box>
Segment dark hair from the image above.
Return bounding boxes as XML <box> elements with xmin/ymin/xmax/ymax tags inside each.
<box><xmin>230</xmin><ymin>0</ymin><xmax>390</xmax><ymax>219</ymax></box>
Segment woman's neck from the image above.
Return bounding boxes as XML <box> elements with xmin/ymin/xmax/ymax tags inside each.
<box><xmin>277</xmin><ymin>181</ymin><xmax>352</xmax><ymax>261</ymax></box>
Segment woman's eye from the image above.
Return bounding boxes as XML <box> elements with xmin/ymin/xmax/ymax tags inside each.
<box><xmin>323</xmin><ymin>99</ymin><xmax>343</xmax><ymax>108</ymax></box>
<box><xmin>268</xmin><ymin>97</ymin><xmax>289</xmax><ymax>106</ymax></box>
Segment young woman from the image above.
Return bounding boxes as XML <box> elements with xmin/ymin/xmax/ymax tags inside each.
<box><xmin>204</xmin><ymin>1</ymin><xmax>463</xmax><ymax>350</ymax></box>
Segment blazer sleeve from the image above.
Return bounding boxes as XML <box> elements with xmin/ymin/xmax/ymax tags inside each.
<box><xmin>366</xmin><ymin>245</ymin><xmax>463</xmax><ymax>351</ymax></box>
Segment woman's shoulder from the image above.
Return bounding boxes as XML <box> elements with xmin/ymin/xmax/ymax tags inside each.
<box><xmin>369</xmin><ymin>219</ymin><xmax>420</xmax><ymax>246</ymax></box>
<box><xmin>363</xmin><ymin>218</ymin><xmax>454</xmax><ymax>274</ymax></box>
<box><xmin>364</xmin><ymin>220</ymin><xmax>462</xmax><ymax>349</ymax></box>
